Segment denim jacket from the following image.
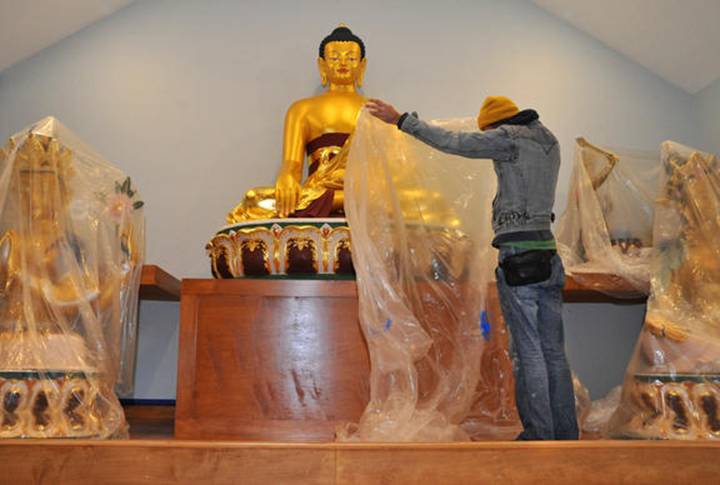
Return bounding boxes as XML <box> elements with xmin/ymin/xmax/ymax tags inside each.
<box><xmin>399</xmin><ymin>113</ymin><xmax>560</xmax><ymax>246</ymax></box>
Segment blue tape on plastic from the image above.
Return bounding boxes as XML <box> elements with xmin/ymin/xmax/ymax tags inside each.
<box><xmin>480</xmin><ymin>311</ymin><xmax>491</xmax><ymax>341</ymax></box>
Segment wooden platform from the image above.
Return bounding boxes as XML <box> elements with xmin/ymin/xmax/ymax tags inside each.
<box><xmin>176</xmin><ymin>279</ymin><xmax>370</xmax><ymax>441</ymax></box>
<box><xmin>563</xmin><ymin>272</ymin><xmax>647</xmax><ymax>303</ymax></box>
<box><xmin>140</xmin><ymin>265</ymin><xmax>181</xmax><ymax>301</ymax></box>
<box><xmin>175</xmin><ymin>273</ymin><xmax>646</xmax><ymax>441</ymax></box>
<box><xmin>4</xmin><ymin>405</ymin><xmax>720</xmax><ymax>482</ymax></box>
<box><xmin>2</xmin><ymin>437</ymin><xmax>718</xmax><ymax>484</ymax></box>
<box><xmin>4</xmin><ymin>405</ymin><xmax>697</xmax><ymax>484</ymax></box>
<box><xmin>2</xmin><ymin>274</ymin><xmax>701</xmax><ymax>484</ymax></box>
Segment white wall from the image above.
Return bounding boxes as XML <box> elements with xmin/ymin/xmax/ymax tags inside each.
<box><xmin>0</xmin><ymin>0</ymin><xmax>703</xmax><ymax>399</ymax></box>
<box><xmin>695</xmin><ymin>78</ymin><xmax>720</xmax><ymax>155</ymax></box>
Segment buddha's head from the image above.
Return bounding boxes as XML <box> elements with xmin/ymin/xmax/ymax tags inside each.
<box><xmin>318</xmin><ymin>25</ymin><xmax>366</xmax><ymax>88</ymax></box>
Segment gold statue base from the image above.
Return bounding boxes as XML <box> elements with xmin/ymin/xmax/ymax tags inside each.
<box><xmin>0</xmin><ymin>333</ymin><xmax>126</xmax><ymax>439</ymax></box>
<box><xmin>207</xmin><ymin>218</ymin><xmax>354</xmax><ymax>278</ymax></box>
<box><xmin>611</xmin><ymin>374</ymin><xmax>720</xmax><ymax>440</ymax></box>
<box><xmin>0</xmin><ymin>372</ymin><xmax>121</xmax><ymax>439</ymax></box>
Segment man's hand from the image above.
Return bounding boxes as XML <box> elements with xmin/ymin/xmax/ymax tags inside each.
<box><xmin>366</xmin><ymin>99</ymin><xmax>402</xmax><ymax>125</ymax></box>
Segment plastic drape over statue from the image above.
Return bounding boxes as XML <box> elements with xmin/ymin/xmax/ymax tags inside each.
<box><xmin>556</xmin><ymin>138</ymin><xmax>661</xmax><ymax>293</ymax></box>
<box><xmin>556</xmin><ymin>137</ymin><xmax>720</xmax><ymax>439</ymax></box>
<box><xmin>338</xmin><ymin>112</ymin><xmax>520</xmax><ymax>441</ymax></box>
<box><xmin>609</xmin><ymin>142</ymin><xmax>720</xmax><ymax>439</ymax></box>
<box><xmin>0</xmin><ymin>117</ymin><xmax>144</xmax><ymax>439</ymax></box>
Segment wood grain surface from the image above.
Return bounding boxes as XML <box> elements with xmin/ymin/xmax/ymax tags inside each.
<box><xmin>1</xmin><ymin>440</ymin><xmax>718</xmax><ymax>484</ymax></box>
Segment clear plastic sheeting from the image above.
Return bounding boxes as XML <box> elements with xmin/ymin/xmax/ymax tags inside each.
<box><xmin>573</xmin><ymin>372</ymin><xmax>592</xmax><ymax>433</ymax></box>
<box><xmin>609</xmin><ymin>141</ymin><xmax>720</xmax><ymax>440</ymax></box>
<box><xmin>0</xmin><ymin>117</ymin><xmax>144</xmax><ymax>439</ymax></box>
<box><xmin>582</xmin><ymin>385</ymin><xmax>622</xmax><ymax>438</ymax></box>
<box><xmin>557</xmin><ymin>138</ymin><xmax>660</xmax><ymax>292</ymax></box>
<box><xmin>338</xmin><ymin>111</ymin><xmax>519</xmax><ymax>441</ymax></box>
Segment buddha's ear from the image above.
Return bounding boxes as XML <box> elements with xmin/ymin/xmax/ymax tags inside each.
<box><xmin>356</xmin><ymin>57</ymin><xmax>367</xmax><ymax>88</ymax></box>
<box><xmin>317</xmin><ymin>57</ymin><xmax>328</xmax><ymax>87</ymax></box>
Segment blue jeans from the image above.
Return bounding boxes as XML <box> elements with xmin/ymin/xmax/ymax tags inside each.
<box><xmin>496</xmin><ymin>246</ymin><xmax>578</xmax><ymax>440</ymax></box>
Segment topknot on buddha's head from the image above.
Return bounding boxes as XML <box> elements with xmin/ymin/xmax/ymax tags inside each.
<box><xmin>319</xmin><ymin>25</ymin><xmax>366</xmax><ymax>59</ymax></box>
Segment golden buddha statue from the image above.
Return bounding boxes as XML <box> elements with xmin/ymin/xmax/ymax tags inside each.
<box><xmin>211</xmin><ymin>26</ymin><xmax>464</xmax><ymax>279</ymax></box>
<box><xmin>0</xmin><ymin>134</ymin><xmax>118</xmax><ymax>333</ymax></box>
<box><xmin>227</xmin><ymin>25</ymin><xmax>367</xmax><ymax>223</ymax></box>
<box><xmin>0</xmin><ymin>124</ymin><xmax>142</xmax><ymax>438</ymax></box>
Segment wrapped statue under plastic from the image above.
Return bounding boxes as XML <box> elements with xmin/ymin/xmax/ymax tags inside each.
<box><xmin>609</xmin><ymin>141</ymin><xmax>720</xmax><ymax>439</ymax></box>
<box><xmin>557</xmin><ymin>138</ymin><xmax>661</xmax><ymax>292</ymax></box>
<box><xmin>338</xmin><ymin>112</ymin><xmax>519</xmax><ymax>441</ymax></box>
<box><xmin>0</xmin><ymin>117</ymin><xmax>144</xmax><ymax>439</ymax></box>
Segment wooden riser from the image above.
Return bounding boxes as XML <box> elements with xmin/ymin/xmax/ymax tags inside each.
<box><xmin>175</xmin><ymin>275</ymin><xmax>640</xmax><ymax>441</ymax></box>
<box><xmin>1</xmin><ymin>439</ymin><xmax>718</xmax><ymax>484</ymax></box>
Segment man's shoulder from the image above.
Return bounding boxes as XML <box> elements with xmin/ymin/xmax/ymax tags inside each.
<box><xmin>502</xmin><ymin>122</ymin><xmax>557</xmax><ymax>146</ymax></box>
<box><xmin>491</xmin><ymin>125</ymin><xmax>516</xmax><ymax>140</ymax></box>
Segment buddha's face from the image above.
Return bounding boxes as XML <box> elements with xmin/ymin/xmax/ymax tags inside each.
<box><xmin>12</xmin><ymin>135</ymin><xmax>71</xmax><ymax>225</ymax></box>
<box><xmin>17</xmin><ymin>170</ymin><xmax>64</xmax><ymax>224</ymax></box>
<box><xmin>318</xmin><ymin>41</ymin><xmax>366</xmax><ymax>87</ymax></box>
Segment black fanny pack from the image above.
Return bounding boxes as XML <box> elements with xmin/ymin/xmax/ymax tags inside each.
<box><xmin>500</xmin><ymin>250</ymin><xmax>555</xmax><ymax>286</ymax></box>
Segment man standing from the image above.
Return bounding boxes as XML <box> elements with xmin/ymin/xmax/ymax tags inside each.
<box><xmin>366</xmin><ymin>96</ymin><xmax>578</xmax><ymax>440</ymax></box>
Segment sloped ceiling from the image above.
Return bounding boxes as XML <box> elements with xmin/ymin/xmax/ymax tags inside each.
<box><xmin>2</xmin><ymin>0</ymin><xmax>719</xmax><ymax>95</ymax></box>
<box><xmin>0</xmin><ymin>0</ymin><xmax>134</xmax><ymax>73</ymax></box>
<box><xmin>533</xmin><ymin>0</ymin><xmax>720</xmax><ymax>93</ymax></box>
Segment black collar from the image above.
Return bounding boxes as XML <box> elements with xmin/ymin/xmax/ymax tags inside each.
<box><xmin>495</xmin><ymin>109</ymin><xmax>539</xmax><ymax>127</ymax></box>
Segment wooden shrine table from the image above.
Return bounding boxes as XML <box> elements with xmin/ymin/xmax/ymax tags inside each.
<box><xmin>140</xmin><ymin>265</ymin><xmax>181</xmax><ymax>301</ymax></box>
<box><xmin>175</xmin><ymin>273</ymin><xmax>645</xmax><ymax>441</ymax></box>
<box><xmin>175</xmin><ymin>279</ymin><xmax>369</xmax><ymax>441</ymax></box>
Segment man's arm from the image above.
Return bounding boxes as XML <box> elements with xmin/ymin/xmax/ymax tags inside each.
<box><xmin>399</xmin><ymin>113</ymin><xmax>515</xmax><ymax>161</ymax></box>
<box><xmin>366</xmin><ymin>99</ymin><xmax>515</xmax><ymax>161</ymax></box>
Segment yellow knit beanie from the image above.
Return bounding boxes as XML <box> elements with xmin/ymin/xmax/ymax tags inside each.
<box><xmin>477</xmin><ymin>96</ymin><xmax>520</xmax><ymax>129</ymax></box>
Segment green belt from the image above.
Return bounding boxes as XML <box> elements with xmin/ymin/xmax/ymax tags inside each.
<box><xmin>500</xmin><ymin>239</ymin><xmax>557</xmax><ymax>250</ymax></box>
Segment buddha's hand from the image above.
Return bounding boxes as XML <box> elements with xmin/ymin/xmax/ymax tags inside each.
<box><xmin>276</xmin><ymin>173</ymin><xmax>301</xmax><ymax>217</ymax></box>
<box><xmin>366</xmin><ymin>99</ymin><xmax>401</xmax><ymax>125</ymax></box>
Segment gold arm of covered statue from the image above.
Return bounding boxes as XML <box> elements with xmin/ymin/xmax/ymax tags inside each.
<box><xmin>96</xmin><ymin>223</ymin><xmax>141</xmax><ymax>311</ymax></box>
<box><xmin>645</xmin><ymin>312</ymin><xmax>690</xmax><ymax>342</ymax></box>
<box><xmin>121</xmin><ymin>224</ymin><xmax>141</xmax><ymax>271</ymax></box>
<box><xmin>577</xmin><ymin>137</ymin><xmax>619</xmax><ymax>190</ymax></box>
<box><xmin>0</xmin><ymin>230</ymin><xmax>18</xmax><ymax>296</ymax></box>
<box><xmin>275</xmin><ymin>162</ymin><xmax>303</xmax><ymax>218</ymax></box>
<box><xmin>276</xmin><ymin>102</ymin><xmax>309</xmax><ymax>217</ymax></box>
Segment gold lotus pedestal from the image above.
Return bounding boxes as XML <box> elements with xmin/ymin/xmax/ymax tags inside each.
<box><xmin>207</xmin><ymin>218</ymin><xmax>354</xmax><ymax>279</ymax></box>
<box><xmin>615</xmin><ymin>374</ymin><xmax>720</xmax><ymax>439</ymax></box>
<box><xmin>0</xmin><ymin>332</ymin><xmax>117</xmax><ymax>439</ymax></box>
<box><xmin>0</xmin><ymin>371</ymin><xmax>112</xmax><ymax>439</ymax></box>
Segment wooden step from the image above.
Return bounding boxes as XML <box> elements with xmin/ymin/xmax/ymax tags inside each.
<box><xmin>1</xmin><ymin>439</ymin><xmax>717</xmax><ymax>484</ymax></box>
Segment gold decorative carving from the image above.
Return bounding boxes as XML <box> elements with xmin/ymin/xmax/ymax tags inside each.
<box><xmin>207</xmin><ymin>219</ymin><xmax>354</xmax><ymax>278</ymax></box>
